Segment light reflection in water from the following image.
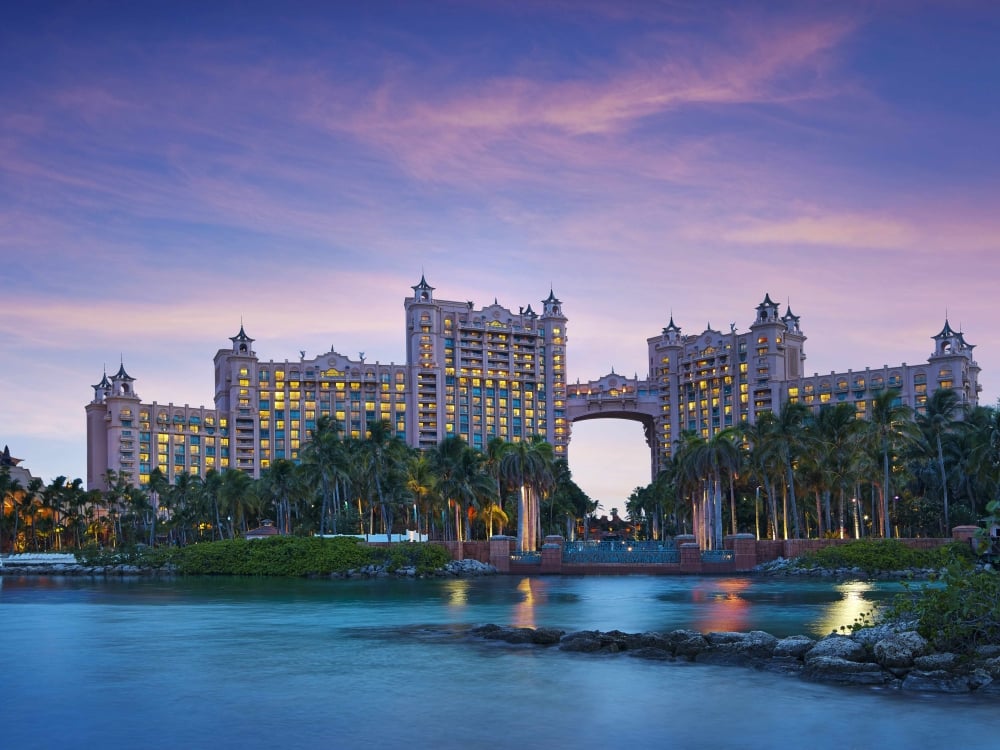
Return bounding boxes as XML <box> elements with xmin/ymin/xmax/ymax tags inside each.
<box><xmin>444</xmin><ymin>579</ymin><xmax>470</xmax><ymax>608</ymax></box>
<box><xmin>690</xmin><ymin>578</ymin><xmax>752</xmax><ymax>633</ymax></box>
<box><xmin>815</xmin><ymin>581</ymin><xmax>876</xmax><ymax>635</ymax></box>
<box><xmin>513</xmin><ymin>576</ymin><xmax>549</xmax><ymax>628</ymax></box>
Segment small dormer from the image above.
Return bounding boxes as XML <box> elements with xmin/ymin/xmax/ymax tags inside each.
<box><xmin>229</xmin><ymin>324</ymin><xmax>255</xmax><ymax>355</ymax></box>
<box><xmin>412</xmin><ymin>274</ymin><xmax>434</xmax><ymax>303</ymax></box>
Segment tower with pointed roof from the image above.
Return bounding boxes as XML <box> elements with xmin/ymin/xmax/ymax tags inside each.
<box><xmin>929</xmin><ymin>319</ymin><xmax>980</xmax><ymax>405</ymax></box>
<box><xmin>402</xmin><ymin>275</ymin><xmax>569</xmax><ymax>455</ymax></box>
<box><xmin>86</xmin><ymin>361</ymin><xmax>142</xmax><ymax>489</ymax></box>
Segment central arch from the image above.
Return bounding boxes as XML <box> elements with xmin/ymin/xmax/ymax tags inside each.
<box><xmin>566</xmin><ymin>373</ymin><xmax>661</xmax><ymax>482</ymax></box>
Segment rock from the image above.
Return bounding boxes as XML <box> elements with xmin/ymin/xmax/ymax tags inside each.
<box><xmin>469</xmin><ymin>624</ymin><xmax>504</xmax><ymax>638</ymax></box>
<box><xmin>968</xmin><ymin>669</ymin><xmax>993</xmax><ymax>691</ymax></box>
<box><xmin>628</xmin><ymin>646</ymin><xmax>675</xmax><ymax>661</ymax></box>
<box><xmin>668</xmin><ymin>630</ymin><xmax>709</xmax><ymax>659</ymax></box>
<box><xmin>901</xmin><ymin>670</ymin><xmax>973</xmax><ymax>693</ymax></box>
<box><xmin>559</xmin><ymin>631</ymin><xmax>604</xmax><ymax>653</ymax></box>
<box><xmin>873</xmin><ymin>632</ymin><xmax>928</xmax><ymax>668</ymax></box>
<box><xmin>442</xmin><ymin>559</ymin><xmax>498</xmax><ymax>577</ymax></box>
<box><xmin>981</xmin><ymin>656</ymin><xmax>1000</xmax><ymax>677</ymax></box>
<box><xmin>628</xmin><ymin>632</ymin><xmax>674</xmax><ymax>652</ymax></box>
<box><xmin>706</xmin><ymin>631</ymin><xmax>746</xmax><ymax>645</ymax></box>
<box><xmin>774</xmin><ymin>635</ymin><xmax>816</xmax><ymax>659</ymax></box>
<box><xmin>975</xmin><ymin>644</ymin><xmax>1000</xmax><ymax>659</ymax></box>
<box><xmin>913</xmin><ymin>652</ymin><xmax>958</xmax><ymax>671</ymax></box>
<box><xmin>803</xmin><ymin>656</ymin><xmax>891</xmax><ymax>685</ymax></box>
<box><xmin>741</xmin><ymin>631</ymin><xmax>780</xmax><ymax>658</ymax></box>
<box><xmin>531</xmin><ymin>627</ymin><xmax>565</xmax><ymax>645</ymax></box>
<box><xmin>804</xmin><ymin>635</ymin><xmax>869</xmax><ymax>664</ymax></box>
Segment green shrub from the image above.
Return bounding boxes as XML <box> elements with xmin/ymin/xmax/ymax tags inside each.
<box><xmin>164</xmin><ymin>536</ymin><xmax>371</xmax><ymax>576</ymax></box>
<box><xmin>372</xmin><ymin>543</ymin><xmax>452</xmax><ymax>574</ymax></box>
<box><xmin>154</xmin><ymin>536</ymin><xmax>453</xmax><ymax>577</ymax></box>
<box><xmin>884</xmin><ymin>565</ymin><xmax>1000</xmax><ymax>654</ymax></box>
<box><xmin>794</xmin><ymin>539</ymin><xmax>972</xmax><ymax>573</ymax></box>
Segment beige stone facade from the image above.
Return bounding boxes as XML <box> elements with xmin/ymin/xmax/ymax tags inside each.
<box><xmin>568</xmin><ymin>293</ymin><xmax>981</xmax><ymax>478</ymax></box>
<box><xmin>86</xmin><ymin>277</ymin><xmax>568</xmax><ymax>490</ymax></box>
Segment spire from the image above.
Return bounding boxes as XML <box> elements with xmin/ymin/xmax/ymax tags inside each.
<box><xmin>662</xmin><ymin>315</ymin><xmax>681</xmax><ymax>334</ymax></box>
<box><xmin>754</xmin><ymin>292</ymin><xmax>780</xmax><ymax>324</ymax></box>
<box><xmin>412</xmin><ymin>274</ymin><xmax>434</xmax><ymax>301</ymax></box>
<box><xmin>92</xmin><ymin>367</ymin><xmax>111</xmax><ymax>390</ymax></box>
<box><xmin>230</xmin><ymin>322</ymin><xmax>255</xmax><ymax>355</ymax></box>
<box><xmin>230</xmin><ymin>323</ymin><xmax>252</xmax><ymax>343</ymax></box>
<box><xmin>113</xmin><ymin>361</ymin><xmax>133</xmax><ymax>381</ymax></box>
<box><xmin>934</xmin><ymin>319</ymin><xmax>957</xmax><ymax>339</ymax></box>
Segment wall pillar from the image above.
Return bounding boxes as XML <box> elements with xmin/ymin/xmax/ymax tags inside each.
<box><xmin>679</xmin><ymin>542</ymin><xmax>702</xmax><ymax>574</ymax></box>
<box><xmin>725</xmin><ymin>533</ymin><xmax>758</xmax><ymax>571</ymax></box>
<box><xmin>490</xmin><ymin>535</ymin><xmax>514</xmax><ymax>573</ymax></box>
<box><xmin>541</xmin><ymin>535</ymin><xmax>564</xmax><ymax>574</ymax></box>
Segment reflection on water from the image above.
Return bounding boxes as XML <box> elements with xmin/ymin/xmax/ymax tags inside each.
<box><xmin>444</xmin><ymin>578</ymin><xmax>470</xmax><ymax>609</ymax></box>
<box><xmin>3</xmin><ymin>575</ymin><xmax>998</xmax><ymax>750</ymax></box>
<box><xmin>814</xmin><ymin>581</ymin><xmax>876</xmax><ymax>635</ymax></box>
<box><xmin>513</xmin><ymin>576</ymin><xmax>547</xmax><ymax>628</ymax></box>
<box><xmin>690</xmin><ymin>577</ymin><xmax>752</xmax><ymax>633</ymax></box>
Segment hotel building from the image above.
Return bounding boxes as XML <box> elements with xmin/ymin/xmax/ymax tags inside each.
<box><xmin>86</xmin><ymin>277</ymin><xmax>569</xmax><ymax>490</ymax></box>
<box><xmin>567</xmin><ymin>293</ymin><xmax>981</xmax><ymax>478</ymax></box>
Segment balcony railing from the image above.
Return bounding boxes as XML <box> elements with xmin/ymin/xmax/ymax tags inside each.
<box><xmin>563</xmin><ymin>540</ymin><xmax>679</xmax><ymax>564</ymax></box>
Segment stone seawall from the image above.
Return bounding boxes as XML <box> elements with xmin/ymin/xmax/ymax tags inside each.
<box><xmin>467</xmin><ymin>624</ymin><xmax>1000</xmax><ymax>697</ymax></box>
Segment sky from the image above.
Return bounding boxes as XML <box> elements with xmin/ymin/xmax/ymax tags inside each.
<box><xmin>2</xmin><ymin>0</ymin><xmax>999</xmax><ymax>511</ymax></box>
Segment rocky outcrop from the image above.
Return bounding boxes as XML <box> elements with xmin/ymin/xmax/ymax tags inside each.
<box><xmin>334</xmin><ymin>558</ymin><xmax>497</xmax><ymax>579</ymax></box>
<box><xmin>465</xmin><ymin>623</ymin><xmax>1000</xmax><ymax>697</ymax></box>
<box><xmin>2</xmin><ymin>555</ymin><xmax>497</xmax><ymax>579</ymax></box>
<box><xmin>754</xmin><ymin>557</ymin><xmax>944</xmax><ymax>580</ymax></box>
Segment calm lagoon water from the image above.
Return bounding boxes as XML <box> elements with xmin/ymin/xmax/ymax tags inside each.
<box><xmin>2</xmin><ymin>574</ymin><xmax>996</xmax><ymax>750</ymax></box>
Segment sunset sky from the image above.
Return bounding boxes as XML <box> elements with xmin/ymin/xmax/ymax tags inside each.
<box><xmin>2</xmin><ymin>0</ymin><xmax>999</xmax><ymax>510</ymax></box>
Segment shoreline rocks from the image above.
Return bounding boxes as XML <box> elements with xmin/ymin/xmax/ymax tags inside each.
<box><xmin>0</xmin><ymin>554</ymin><xmax>498</xmax><ymax>579</ymax></box>
<box><xmin>466</xmin><ymin>623</ymin><xmax>1000</xmax><ymax>697</ymax></box>
<box><xmin>753</xmin><ymin>556</ymin><xmax>947</xmax><ymax>580</ymax></box>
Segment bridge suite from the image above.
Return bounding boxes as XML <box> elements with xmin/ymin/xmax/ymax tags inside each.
<box><xmin>566</xmin><ymin>371</ymin><xmax>661</xmax><ymax>474</ymax></box>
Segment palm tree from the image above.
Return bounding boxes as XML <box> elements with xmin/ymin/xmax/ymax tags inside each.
<box><xmin>148</xmin><ymin>468</ymin><xmax>170</xmax><ymax>543</ymax></box>
<box><xmin>300</xmin><ymin>416</ymin><xmax>349</xmax><ymax>535</ymax></box>
<box><xmin>739</xmin><ymin>418</ymin><xmax>782</xmax><ymax>540</ymax></box>
<box><xmin>404</xmin><ymin>454</ymin><xmax>437</xmax><ymax>538</ymax></box>
<box><xmin>957</xmin><ymin>404</ymin><xmax>1000</xmax><ymax>521</ymax></box>
<box><xmin>483</xmin><ymin>437</ymin><xmax>510</xmax><ymax>536</ymax></box>
<box><xmin>811</xmin><ymin>403</ymin><xmax>864</xmax><ymax>538</ymax></box>
<box><xmin>674</xmin><ymin>429</ymin><xmax>739</xmax><ymax>549</ymax></box>
<box><xmin>760</xmin><ymin>401</ymin><xmax>812</xmax><ymax>539</ymax></box>
<box><xmin>363</xmin><ymin>420</ymin><xmax>409</xmax><ymax>540</ymax></box>
<box><xmin>1</xmin><ymin>468</ymin><xmax>24</xmax><ymax>553</ymax></box>
<box><xmin>915</xmin><ymin>387</ymin><xmax>962</xmax><ymax>532</ymax></box>
<box><xmin>867</xmin><ymin>389</ymin><xmax>914</xmax><ymax>537</ymax></box>
<box><xmin>432</xmin><ymin>436</ymin><xmax>493</xmax><ymax>543</ymax></box>
<box><xmin>261</xmin><ymin>459</ymin><xmax>298</xmax><ymax>534</ymax></box>
<box><xmin>498</xmin><ymin>436</ymin><xmax>555</xmax><ymax>553</ymax></box>
<box><xmin>219</xmin><ymin>470</ymin><xmax>254</xmax><ymax>538</ymax></box>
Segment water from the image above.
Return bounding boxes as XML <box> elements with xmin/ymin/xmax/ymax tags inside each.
<box><xmin>1</xmin><ymin>574</ymin><xmax>995</xmax><ymax>750</ymax></box>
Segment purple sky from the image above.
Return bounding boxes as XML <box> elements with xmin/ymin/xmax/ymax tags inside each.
<box><xmin>2</xmin><ymin>1</ymin><xmax>999</xmax><ymax>510</ymax></box>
